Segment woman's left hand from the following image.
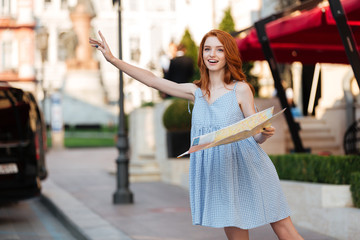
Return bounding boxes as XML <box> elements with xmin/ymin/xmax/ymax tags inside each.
<box><xmin>261</xmin><ymin>126</ymin><xmax>275</xmax><ymax>139</ymax></box>
<box><xmin>89</xmin><ymin>31</ymin><xmax>114</xmax><ymax>62</ymax></box>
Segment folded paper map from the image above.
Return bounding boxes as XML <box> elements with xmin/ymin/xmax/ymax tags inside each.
<box><xmin>177</xmin><ymin>107</ymin><xmax>286</xmax><ymax>158</ymax></box>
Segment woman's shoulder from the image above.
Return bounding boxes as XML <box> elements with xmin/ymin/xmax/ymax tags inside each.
<box><xmin>186</xmin><ymin>82</ymin><xmax>200</xmax><ymax>97</ymax></box>
<box><xmin>234</xmin><ymin>80</ymin><xmax>252</xmax><ymax>92</ymax></box>
<box><xmin>234</xmin><ymin>80</ymin><xmax>254</xmax><ymax>105</ymax></box>
<box><xmin>189</xmin><ymin>82</ymin><xmax>199</xmax><ymax>91</ymax></box>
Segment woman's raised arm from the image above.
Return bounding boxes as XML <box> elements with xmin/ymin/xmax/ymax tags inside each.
<box><xmin>89</xmin><ymin>30</ymin><xmax>196</xmax><ymax>101</ymax></box>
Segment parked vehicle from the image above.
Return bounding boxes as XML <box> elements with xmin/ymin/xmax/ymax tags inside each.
<box><xmin>0</xmin><ymin>83</ymin><xmax>47</xmax><ymax>202</ymax></box>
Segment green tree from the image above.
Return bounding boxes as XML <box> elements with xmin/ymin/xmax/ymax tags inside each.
<box><xmin>218</xmin><ymin>6</ymin><xmax>259</xmax><ymax>96</ymax></box>
<box><xmin>218</xmin><ymin>7</ymin><xmax>235</xmax><ymax>33</ymax></box>
<box><xmin>180</xmin><ymin>28</ymin><xmax>198</xmax><ymax>67</ymax></box>
<box><xmin>276</xmin><ymin>0</ymin><xmax>300</xmax><ymax>11</ymax></box>
<box><xmin>242</xmin><ymin>62</ymin><xmax>259</xmax><ymax>97</ymax></box>
<box><xmin>180</xmin><ymin>28</ymin><xmax>200</xmax><ymax>82</ymax></box>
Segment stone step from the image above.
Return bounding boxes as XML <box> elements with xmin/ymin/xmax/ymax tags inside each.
<box><xmin>129</xmin><ymin>168</ymin><xmax>162</xmax><ymax>182</ymax></box>
<box><xmin>298</xmin><ymin>123</ymin><xmax>332</xmax><ymax>132</ymax></box>
<box><xmin>286</xmin><ymin>116</ymin><xmax>339</xmax><ymax>153</ymax></box>
<box><xmin>287</xmin><ymin>141</ymin><xmax>340</xmax><ymax>149</ymax></box>
<box><xmin>285</xmin><ymin>131</ymin><xmax>335</xmax><ymax>141</ymax></box>
<box><xmin>130</xmin><ymin>160</ymin><xmax>159</xmax><ymax>171</ymax></box>
<box><xmin>304</xmin><ymin>139</ymin><xmax>337</xmax><ymax>147</ymax></box>
<box><xmin>286</xmin><ymin>141</ymin><xmax>341</xmax><ymax>154</ymax></box>
<box><xmin>293</xmin><ymin>117</ymin><xmax>331</xmax><ymax>131</ymax></box>
<box><xmin>295</xmin><ymin>117</ymin><xmax>327</xmax><ymax>124</ymax></box>
<box><xmin>128</xmin><ymin>157</ymin><xmax>161</xmax><ymax>182</ymax></box>
<box><xmin>285</xmin><ymin>117</ymin><xmax>342</xmax><ymax>154</ymax></box>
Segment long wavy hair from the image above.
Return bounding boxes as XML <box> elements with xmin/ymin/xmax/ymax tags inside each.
<box><xmin>194</xmin><ymin>29</ymin><xmax>254</xmax><ymax>97</ymax></box>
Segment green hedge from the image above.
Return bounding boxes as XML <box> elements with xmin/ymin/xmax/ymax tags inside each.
<box><xmin>270</xmin><ymin>154</ymin><xmax>360</xmax><ymax>184</ymax></box>
<box><xmin>270</xmin><ymin>154</ymin><xmax>360</xmax><ymax>208</ymax></box>
<box><xmin>351</xmin><ymin>172</ymin><xmax>360</xmax><ymax>208</ymax></box>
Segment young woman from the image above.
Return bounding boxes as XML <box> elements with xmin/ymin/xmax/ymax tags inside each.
<box><xmin>89</xmin><ymin>29</ymin><xmax>303</xmax><ymax>240</ymax></box>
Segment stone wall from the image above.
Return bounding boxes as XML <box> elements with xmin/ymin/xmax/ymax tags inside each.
<box><xmin>281</xmin><ymin>181</ymin><xmax>359</xmax><ymax>240</ymax></box>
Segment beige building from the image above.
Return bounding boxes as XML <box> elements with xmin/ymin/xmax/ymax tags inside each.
<box><xmin>0</xmin><ymin>0</ymin><xmax>37</xmax><ymax>91</ymax></box>
<box><xmin>31</xmin><ymin>0</ymin><xmax>269</xmax><ymax>116</ymax></box>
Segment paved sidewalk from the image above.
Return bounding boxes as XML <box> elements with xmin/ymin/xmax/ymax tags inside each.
<box><xmin>41</xmin><ymin>148</ymin><xmax>336</xmax><ymax>240</ymax></box>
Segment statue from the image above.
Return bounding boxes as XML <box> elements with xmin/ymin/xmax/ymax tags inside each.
<box><xmin>66</xmin><ymin>0</ymin><xmax>98</xmax><ymax>70</ymax></box>
<box><xmin>59</xmin><ymin>29</ymin><xmax>78</xmax><ymax>60</ymax></box>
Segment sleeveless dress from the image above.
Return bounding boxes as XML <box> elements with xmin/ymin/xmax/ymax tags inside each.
<box><xmin>189</xmin><ymin>83</ymin><xmax>291</xmax><ymax>229</ymax></box>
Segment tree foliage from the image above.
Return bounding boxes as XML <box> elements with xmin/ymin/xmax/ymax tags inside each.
<box><xmin>276</xmin><ymin>0</ymin><xmax>300</xmax><ymax>11</ymax></box>
<box><xmin>180</xmin><ymin>28</ymin><xmax>200</xmax><ymax>81</ymax></box>
<box><xmin>218</xmin><ymin>6</ymin><xmax>259</xmax><ymax>96</ymax></box>
<box><xmin>180</xmin><ymin>28</ymin><xmax>198</xmax><ymax>67</ymax></box>
<box><xmin>218</xmin><ymin>7</ymin><xmax>236</xmax><ymax>33</ymax></box>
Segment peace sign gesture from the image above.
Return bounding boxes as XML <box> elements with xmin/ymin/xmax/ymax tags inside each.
<box><xmin>89</xmin><ymin>30</ymin><xmax>114</xmax><ymax>63</ymax></box>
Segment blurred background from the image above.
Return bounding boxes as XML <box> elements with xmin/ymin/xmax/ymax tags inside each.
<box><xmin>0</xmin><ymin>0</ymin><xmax>359</xmax><ymax>153</ymax></box>
<box><xmin>1</xmin><ymin>2</ymin><xmax>360</xmax><ymax>239</ymax></box>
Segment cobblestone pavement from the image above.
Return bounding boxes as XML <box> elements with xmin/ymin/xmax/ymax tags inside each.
<box><xmin>42</xmin><ymin>148</ymin><xmax>336</xmax><ymax>240</ymax></box>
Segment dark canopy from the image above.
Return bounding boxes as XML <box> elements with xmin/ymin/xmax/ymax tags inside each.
<box><xmin>236</xmin><ymin>0</ymin><xmax>360</xmax><ymax>64</ymax></box>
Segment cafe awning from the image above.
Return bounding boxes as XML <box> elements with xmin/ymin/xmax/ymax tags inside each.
<box><xmin>236</xmin><ymin>0</ymin><xmax>360</xmax><ymax>64</ymax></box>
<box><xmin>235</xmin><ymin>0</ymin><xmax>360</xmax><ymax>153</ymax></box>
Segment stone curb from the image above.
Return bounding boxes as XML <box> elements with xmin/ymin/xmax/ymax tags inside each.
<box><xmin>40</xmin><ymin>179</ymin><xmax>133</xmax><ymax>240</ymax></box>
<box><xmin>40</xmin><ymin>194</ymin><xmax>91</xmax><ymax>240</ymax></box>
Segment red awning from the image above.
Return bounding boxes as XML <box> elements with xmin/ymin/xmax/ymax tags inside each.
<box><xmin>237</xmin><ymin>0</ymin><xmax>360</xmax><ymax>64</ymax></box>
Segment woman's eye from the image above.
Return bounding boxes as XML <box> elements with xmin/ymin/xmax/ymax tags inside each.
<box><xmin>204</xmin><ymin>48</ymin><xmax>210</xmax><ymax>51</ymax></box>
<box><xmin>218</xmin><ymin>48</ymin><xmax>224</xmax><ymax>52</ymax></box>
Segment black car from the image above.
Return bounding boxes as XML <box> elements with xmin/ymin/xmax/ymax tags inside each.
<box><xmin>0</xmin><ymin>83</ymin><xmax>47</xmax><ymax>202</ymax></box>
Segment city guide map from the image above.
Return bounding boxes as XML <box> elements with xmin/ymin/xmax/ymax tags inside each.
<box><xmin>177</xmin><ymin>106</ymin><xmax>286</xmax><ymax>158</ymax></box>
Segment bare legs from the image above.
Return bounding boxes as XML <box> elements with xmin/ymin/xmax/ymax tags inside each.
<box><xmin>270</xmin><ymin>217</ymin><xmax>304</xmax><ymax>240</ymax></box>
<box><xmin>223</xmin><ymin>217</ymin><xmax>304</xmax><ymax>240</ymax></box>
<box><xmin>224</xmin><ymin>227</ymin><xmax>249</xmax><ymax>240</ymax></box>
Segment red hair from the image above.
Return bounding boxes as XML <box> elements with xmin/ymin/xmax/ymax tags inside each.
<box><xmin>194</xmin><ymin>29</ymin><xmax>254</xmax><ymax>97</ymax></box>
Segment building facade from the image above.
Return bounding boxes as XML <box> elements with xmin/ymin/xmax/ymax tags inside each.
<box><xmin>0</xmin><ymin>0</ymin><xmax>36</xmax><ymax>91</ymax></box>
<box><xmin>29</xmin><ymin>0</ymin><xmax>270</xmax><ymax>116</ymax></box>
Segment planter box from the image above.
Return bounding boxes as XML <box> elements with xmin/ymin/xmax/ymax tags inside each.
<box><xmin>281</xmin><ymin>180</ymin><xmax>359</xmax><ymax>240</ymax></box>
<box><xmin>281</xmin><ymin>180</ymin><xmax>353</xmax><ymax>208</ymax></box>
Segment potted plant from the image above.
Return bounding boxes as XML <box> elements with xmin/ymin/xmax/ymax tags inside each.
<box><xmin>162</xmin><ymin>99</ymin><xmax>193</xmax><ymax>158</ymax></box>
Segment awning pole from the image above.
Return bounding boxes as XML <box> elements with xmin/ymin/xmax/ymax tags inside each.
<box><xmin>328</xmin><ymin>0</ymin><xmax>360</xmax><ymax>88</ymax></box>
<box><xmin>255</xmin><ymin>17</ymin><xmax>306</xmax><ymax>153</ymax></box>
<box><xmin>307</xmin><ymin>63</ymin><xmax>321</xmax><ymax>115</ymax></box>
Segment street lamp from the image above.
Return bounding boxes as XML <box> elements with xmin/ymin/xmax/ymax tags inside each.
<box><xmin>112</xmin><ymin>0</ymin><xmax>134</xmax><ymax>204</ymax></box>
<box><xmin>35</xmin><ymin>26</ymin><xmax>49</xmax><ymax>115</ymax></box>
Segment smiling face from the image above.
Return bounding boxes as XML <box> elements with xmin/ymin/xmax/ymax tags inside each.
<box><xmin>195</xmin><ymin>30</ymin><xmax>251</xmax><ymax>98</ymax></box>
<box><xmin>202</xmin><ymin>36</ymin><xmax>226</xmax><ymax>72</ymax></box>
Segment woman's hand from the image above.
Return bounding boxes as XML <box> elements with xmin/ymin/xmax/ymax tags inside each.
<box><xmin>254</xmin><ymin>126</ymin><xmax>275</xmax><ymax>144</ymax></box>
<box><xmin>89</xmin><ymin>31</ymin><xmax>114</xmax><ymax>62</ymax></box>
<box><xmin>89</xmin><ymin>30</ymin><xmax>196</xmax><ymax>101</ymax></box>
<box><xmin>262</xmin><ymin>126</ymin><xmax>275</xmax><ymax>138</ymax></box>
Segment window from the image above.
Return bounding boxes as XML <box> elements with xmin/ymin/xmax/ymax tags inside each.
<box><xmin>1</xmin><ymin>41</ymin><xmax>15</xmax><ymax>72</ymax></box>
<box><xmin>146</xmin><ymin>0</ymin><xmax>168</xmax><ymax>11</ymax></box>
<box><xmin>0</xmin><ymin>0</ymin><xmax>11</xmax><ymax>16</ymax></box>
<box><xmin>61</xmin><ymin>0</ymin><xmax>68</xmax><ymax>9</ymax></box>
<box><xmin>44</xmin><ymin>0</ymin><xmax>52</xmax><ymax>9</ymax></box>
<box><xmin>170</xmin><ymin>0</ymin><xmax>175</xmax><ymax>11</ymax></box>
<box><xmin>130</xmin><ymin>36</ymin><xmax>140</xmax><ymax>63</ymax></box>
<box><xmin>0</xmin><ymin>30</ymin><xmax>17</xmax><ymax>71</ymax></box>
<box><xmin>129</xmin><ymin>0</ymin><xmax>138</xmax><ymax>11</ymax></box>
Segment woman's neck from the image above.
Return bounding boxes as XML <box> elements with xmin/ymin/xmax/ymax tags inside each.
<box><xmin>208</xmin><ymin>69</ymin><xmax>225</xmax><ymax>89</ymax></box>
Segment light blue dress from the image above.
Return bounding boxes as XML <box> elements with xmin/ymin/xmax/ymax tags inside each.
<box><xmin>189</xmin><ymin>83</ymin><xmax>291</xmax><ymax>229</ymax></box>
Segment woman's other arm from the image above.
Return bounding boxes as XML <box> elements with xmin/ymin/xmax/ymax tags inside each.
<box><xmin>235</xmin><ymin>82</ymin><xmax>275</xmax><ymax>144</ymax></box>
